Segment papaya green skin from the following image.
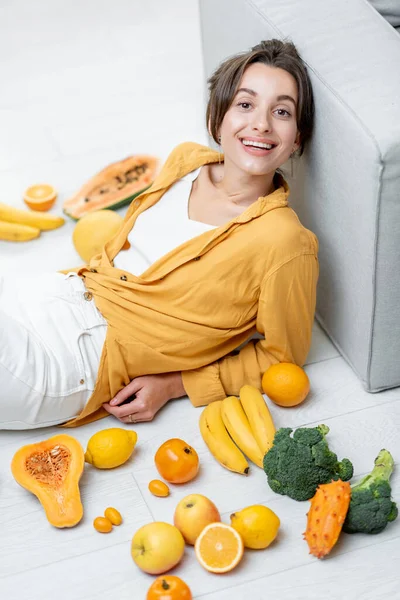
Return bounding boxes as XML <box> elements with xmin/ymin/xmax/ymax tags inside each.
<box><xmin>64</xmin><ymin>184</ymin><xmax>152</xmax><ymax>220</ymax></box>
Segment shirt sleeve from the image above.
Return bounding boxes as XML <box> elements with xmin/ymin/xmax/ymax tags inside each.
<box><xmin>181</xmin><ymin>252</ymin><xmax>319</xmax><ymax>407</ymax></box>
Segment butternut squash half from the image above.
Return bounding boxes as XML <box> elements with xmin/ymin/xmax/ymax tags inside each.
<box><xmin>11</xmin><ymin>434</ymin><xmax>85</xmax><ymax>528</ymax></box>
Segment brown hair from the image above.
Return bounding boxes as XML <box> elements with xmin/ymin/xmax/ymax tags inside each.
<box><xmin>206</xmin><ymin>39</ymin><xmax>314</xmax><ymax>155</ymax></box>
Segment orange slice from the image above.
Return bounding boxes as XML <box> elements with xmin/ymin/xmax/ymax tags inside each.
<box><xmin>194</xmin><ymin>522</ymin><xmax>244</xmax><ymax>573</ymax></box>
<box><xmin>23</xmin><ymin>184</ymin><xmax>57</xmax><ymax>212</ymax></box>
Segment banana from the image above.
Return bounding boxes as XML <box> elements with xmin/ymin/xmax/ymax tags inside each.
<box><xmin>0</xmin><ymin>202</ymin><xmax>64</xmax><ymax>231</ymax></box>
<box><xmin>239</xmin><ymin>384</ymin><xmax>276</xmax><ymax>455</ymax></box>
<box><xmin>199</xmin><ymin>401</ymin><xmax>250</xmax><ymax>475</ymax></box>
<box><xmin>221</xmin><ymin>396</ymin><xmax>264</xmax><ymax>468</ymax></box>
<box><xmin>0</xmin><ymin>219</ymin><xmax>40</xmax><ymax>241</ymax></box>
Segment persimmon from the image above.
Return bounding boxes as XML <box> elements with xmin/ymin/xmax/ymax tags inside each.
<box><xmin>146</xmin><ymin>575</ymin><xmax>192</xmax><ymax>600</ymax></box>
<box><xmin>154</xmin><ymin>438</ymin><xmax>199</xmax><ymax>484</ymax></box>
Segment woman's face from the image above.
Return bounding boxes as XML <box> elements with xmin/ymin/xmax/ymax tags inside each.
<box><xmin>219</xmin><ymin>62</ymin><xmax>300</xmax><ymax>176</ymax></box>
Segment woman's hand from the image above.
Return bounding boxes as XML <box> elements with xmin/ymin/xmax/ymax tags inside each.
<box><xmin>102</xmin><ymin>372</ymin><xmax>186</xmax><ymax>424</ymax></box>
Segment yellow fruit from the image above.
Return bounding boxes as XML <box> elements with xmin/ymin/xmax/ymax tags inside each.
<box><xmin>131</xmin><ymin>522</ymin><xmax>185</xmax><ymax>575</ymax></box>
<box><xmin>230</xmin><ymin>504</ymin><xmax>280</xmax><ymax>549</ymax></box>
<box><xmin>72</xmin><ymin>209</ymin><xmax>124</xmax><ymax>262</ymax></box>
<box><xmin>84</xmin><ymin>428</ymin><xmax>137</xmax><ymax>469</ymax></box>
<box><xmin>194</xmin><ymin>522</ymin><xmax>244</xmax><ymax>573</ymax></box>
<box><xmin>262</xmin><ymin>362</ymin><xmax>310</xmax><ymax>407</ymax></box>
<box><xmin>93</xmin><ymin>516</ymin><xmax>113</xmax><ymax>533</ymax></box>
<box><xmin>173</xmin><ymin>493</ymin><xmax>221</xmax><ymax>545</ymax></box>
<box><xmin>0</xmin><ymin>220</ymin><xmax>40</xmax><ymax>242</ymax></box>
<box><xmin>221</xmin><ymin>395</ymin><xmax>264</xmax><ymax>467</ymax></box>
<box><xmin>199</xmin><ymin>401</ymin><xmax>250</xmax><ymax>476</ymax></box>
<box><xmin>104</xmin><ymin>507</ymin><xmax>122</xmax><ymax>525</ymax></box>
<box><xmin>148</xmin><ymin>480</ymin><xmax>170</xmax><ymax>497</ymax></box>
<box><xmin>239</xmin><ymin>385</ymin><xmax>276</xmax><ymax>454</ymax></box>
<box><xmin>0</xmin><ymin>202</ymin><xmax>64</xmax><ymax>231</ymax></box>
<box><xmin>23</xmin><ymin>183</ymin><xmax>57</xmax><ymax>211</ymax></box>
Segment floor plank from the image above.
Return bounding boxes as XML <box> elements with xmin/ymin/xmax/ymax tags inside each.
<box><xmin>1</xmin><ymin>0</ymin><xmax>399</xmax><ymax>599</ymax></box>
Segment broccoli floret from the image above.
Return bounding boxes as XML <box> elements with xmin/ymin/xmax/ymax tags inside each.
<box><xmin>343</xmin><ymin>449</ymin><xmax>398</xmax><ymax>534</ymax></box>
<box><xmin>263</xmin><ymin>424</ymin><xmax>354</xmax><ymax>501</ymax></box>
<box><xmin>336</xmin><ymin>458</ymin><xmax>354</xmax><ymax>481</ymax></box>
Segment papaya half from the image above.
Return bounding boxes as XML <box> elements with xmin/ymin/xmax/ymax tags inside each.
<box><xmin>63</xmin><ymin>155</ymin><xmax>158</xmax><ymax>219</ymax></box>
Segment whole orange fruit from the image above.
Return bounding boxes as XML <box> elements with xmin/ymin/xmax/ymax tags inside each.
<box><xmin>154</xmin><ymin>438</ymin><xmax>199</xmax><ymax>484</ymax></box>
<box><xmin>146</xmin><ymin>575</ymin><xmax>192</xmax><ymax>600</ymax></box>
<box><xmin>261</xmin><ymin>363</ymin><xmax>310</xmax><ymax>407</ymax></box>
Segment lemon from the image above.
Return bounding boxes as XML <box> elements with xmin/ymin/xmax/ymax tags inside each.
<box><xmin>84</xmin><ymin>428</ymin><xmax>138</xmax><ymax>469</ymax></box>
<box><xmin>72</xmin><ymin>209</ymin><xmax>125</xmax><ymax>263</ymax></box>
<box><xmin>230</xmin><ymin>504</ymin><xmax>280</xmax><ymax>549</ymax></box>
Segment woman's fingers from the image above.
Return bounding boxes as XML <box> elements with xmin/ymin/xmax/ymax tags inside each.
<box><xmin>120</xmin><ymin>412</ymin><xmax>153</xmax><ymax>424</ymax></box>
<box><xmin>109</xmin><ymin>378</ymin><xmax>143</xmax><ymax>406</ymax></box>
<box><xmin>104</xmin><ymin>397</ymin><xmax>144</xmax><ymax>419</ymax></box>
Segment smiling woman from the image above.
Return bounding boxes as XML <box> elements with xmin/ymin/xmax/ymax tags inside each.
<box><xmin>0</xmin><ymin>39</ymin><xmax>319</xmax><ymax>430</ymax></box>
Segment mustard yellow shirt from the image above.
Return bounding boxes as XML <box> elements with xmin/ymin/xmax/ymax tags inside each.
<box><xmin>63</xmin><ymin>142</ymin><xmax>319</xmax><ymax>427</ymax></box>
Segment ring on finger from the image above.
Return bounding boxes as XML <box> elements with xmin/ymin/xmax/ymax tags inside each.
<box><xmin>129</xmin><ymin>414</ymin><xmax>136</xmax><ymax>424</ymax></box>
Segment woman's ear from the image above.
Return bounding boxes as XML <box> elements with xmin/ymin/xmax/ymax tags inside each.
<box><xmin>293</xmin><ymin>131</ymin><xmax>301</xmax><ymax>153</ymax></box>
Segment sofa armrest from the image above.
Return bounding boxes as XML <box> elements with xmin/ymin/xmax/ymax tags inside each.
<box><xmin>199</xmin><ymin>0</ymin><xmax>400</xmax><ymax>392</ymax></box>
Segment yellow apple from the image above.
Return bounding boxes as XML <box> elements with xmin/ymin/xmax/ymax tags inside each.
<box><xmin>131</xmin><ymin>522</ymin><xmax>185</xmax><ymax>574</ymax></box>
<box><xmin>173</xmin><ymin>493</ymin><xmax>221</xmax><ymax>545</ymax></box>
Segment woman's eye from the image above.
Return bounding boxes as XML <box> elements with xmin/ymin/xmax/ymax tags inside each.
<box><xmin>238</xmin><ymin>102</ymin><xmax>252</xmax><ymax>109</ymax></box>
<box><xmin>275</xmin><ymin>108</ymin><xmax>291</xmax><ymax>117</ymax></box>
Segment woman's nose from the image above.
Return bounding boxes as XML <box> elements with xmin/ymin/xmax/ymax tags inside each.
<box><xmin>252</xmin><ymin>110</ymin><xmax>271</xmax><ymax>132</ymax></box>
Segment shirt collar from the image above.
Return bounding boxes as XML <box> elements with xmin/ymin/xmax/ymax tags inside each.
<box><xmin>147</xmin><ymin>142</ymin><xmax>290</xmax><ymax>212</ymax></box>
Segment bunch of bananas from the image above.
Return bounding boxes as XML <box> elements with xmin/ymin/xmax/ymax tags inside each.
<box><xmin>199</xmin><ymin>385</ymin><xmax>276</xmax><ymax>475</ymax></box>
<box><xmin>0</xmin><ymin>202</ymin><xmax>64</xmax><ymax>242</ymax></box>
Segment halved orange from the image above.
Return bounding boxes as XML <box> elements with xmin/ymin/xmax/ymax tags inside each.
<box><xmin>194</xmin><ymin>522</ymin><xmax>244</xmax><ymax>574</ymax></box>
<box><xmin>23</xmin><ymin>184</ymin><xmax>57</xmax><ymax>212</ymax></box>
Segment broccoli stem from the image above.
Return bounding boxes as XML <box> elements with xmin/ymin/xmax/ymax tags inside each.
<box><xmin>351</xmin><ymin>449</ymin><xmax>394</xmax><ymax>491</ymax></box>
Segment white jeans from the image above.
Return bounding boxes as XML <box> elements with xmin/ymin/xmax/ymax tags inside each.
<box><xmin>0</xmin><ymin>272</ymin><xmax>107</xmax><ymax>429</ymax></box>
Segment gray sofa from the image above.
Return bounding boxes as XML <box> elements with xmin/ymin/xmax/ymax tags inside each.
<box><xmin>199</xmin><ymin>0</ymin><xmax>400</xmax><ymax>393</ymax></box>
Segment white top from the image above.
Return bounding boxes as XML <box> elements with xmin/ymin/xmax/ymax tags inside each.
<box><xmin>113</xmin><ymin>167</ymin><xmax>217</xmax><ymax>275</ymax></box>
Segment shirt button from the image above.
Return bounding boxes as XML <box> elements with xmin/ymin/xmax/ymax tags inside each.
<box><xmin>80</xmin><ymin>378</ymin><xmax>85</xmax><ymax>385</ymax></box>
<box><xmin>194</xmin><ymin>256</ymin><xmax>201</xmax><ymax>261</ymax></box>
<box><xmin>120</xmin><ymin>275</ymin><xmax>128</xmax><ymax>281</ymax></box>
<box><xmin>83</xmin><ymin>291</ymin><xmax>93</xmax><ymax>301</ymax></box>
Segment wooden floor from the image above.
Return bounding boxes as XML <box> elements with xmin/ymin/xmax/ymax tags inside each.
<box><xmin>0</xmin><ymin>1</ymin><xmax>399</xmax><ymax>598</ymax></box>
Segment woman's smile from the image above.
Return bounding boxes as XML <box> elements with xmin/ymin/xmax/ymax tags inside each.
<box><xmin>238</xmin><ymin>136</ymin><xmax>277</xmax><ymax>156</ymax></box>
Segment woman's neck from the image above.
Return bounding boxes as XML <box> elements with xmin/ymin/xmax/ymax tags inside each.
<box><xmin>207</xmin><ymin>159</ymin><xmax>276</xmax><ymax>208</ymax></box>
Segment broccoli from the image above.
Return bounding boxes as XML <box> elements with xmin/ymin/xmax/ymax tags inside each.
<box><xmin>263</xmin><ymin>424</ymin><xmax>354</xmax><ymax>501</ymax></box>
<box><xmin>343</xmin><ymin>448</ymin><xmax>398</xmax><ymax>535</ymax></box>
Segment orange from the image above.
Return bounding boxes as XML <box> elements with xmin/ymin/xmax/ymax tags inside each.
<box><xmin>261</xmin><ymin>362</ymin><xmax>310</xmax><ymax>407</ymax></box>
<box><xmin>23</xmin><ymin>184</ymin><xmax>57</xmax><ymax>211</ymax></box>
<box><xmin>194</xmin><ymin>522</ymin><xmax>244</xmax><ymax>573</ymax></box>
